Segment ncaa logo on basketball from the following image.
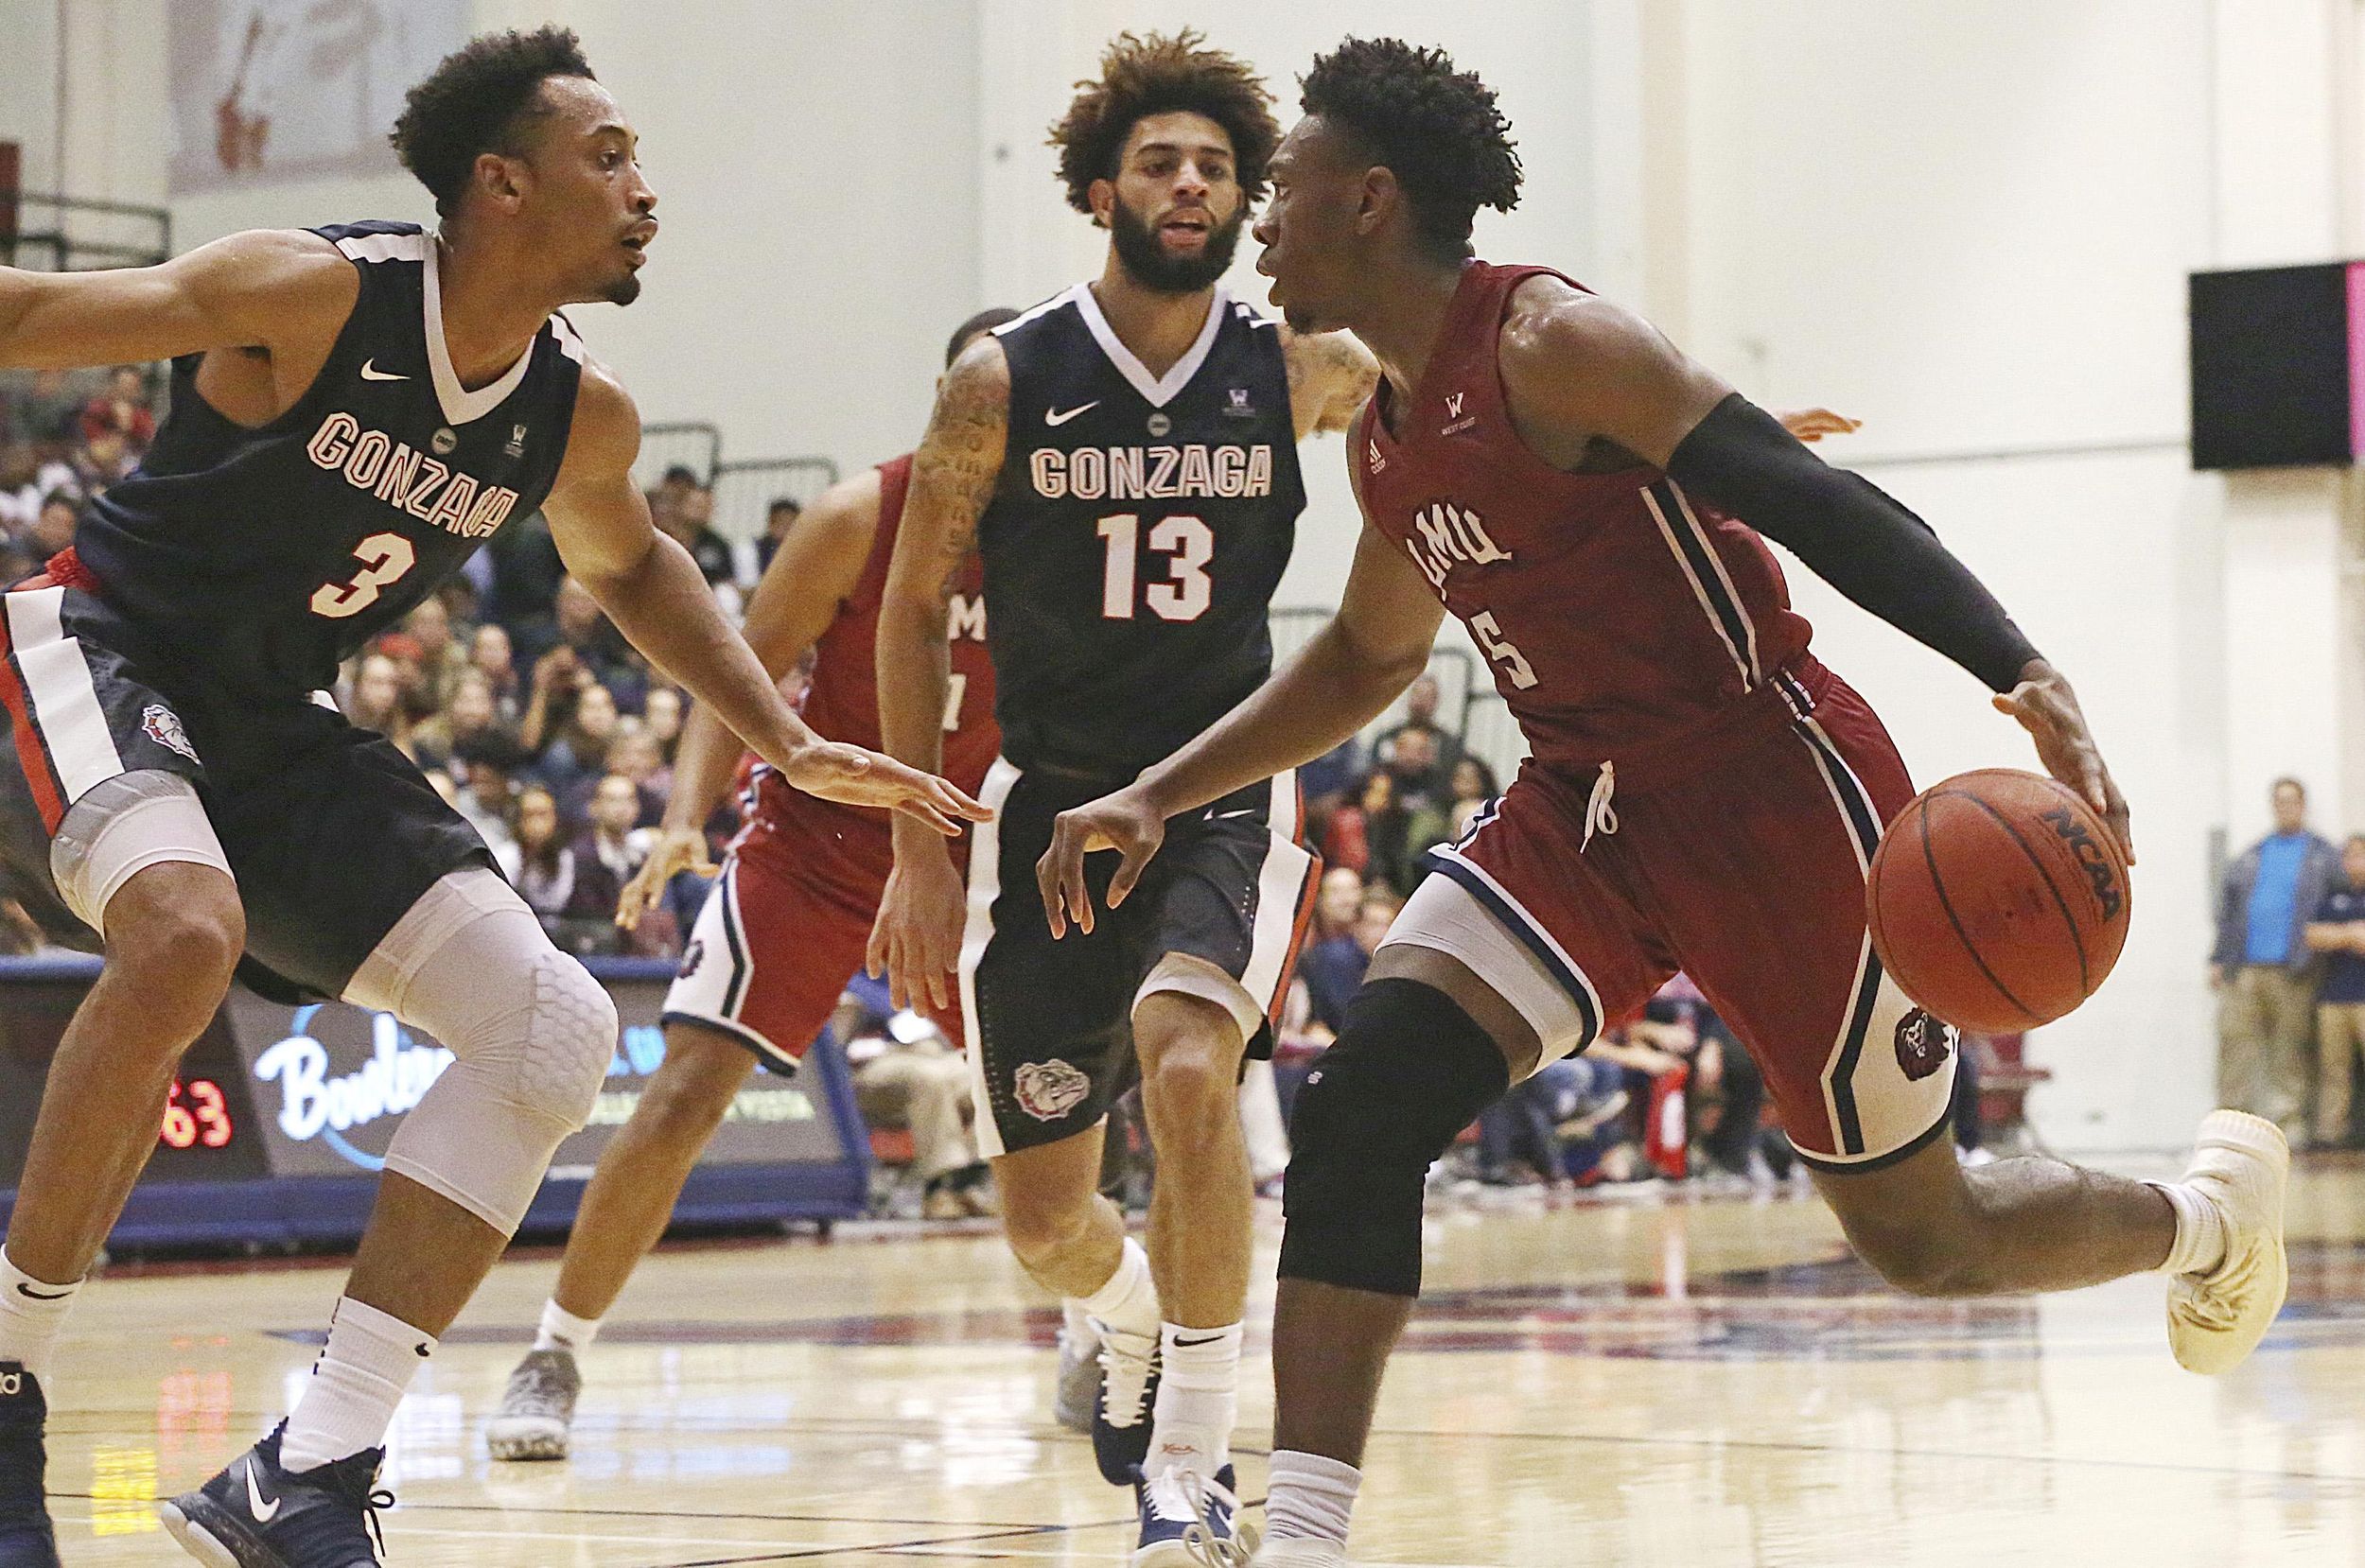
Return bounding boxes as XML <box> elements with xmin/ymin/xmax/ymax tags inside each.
<box><xmin>1013</xmin><ymin>1058</ymin><xmax>1091</xmax><ymax>1122</ymax></box>
<box><xmin>2037</xmin><ymin>806</ymin><xmax>2124</xmax><ymax>920</ymax></box>
<box><xmin>141</xmin><ymin>705</ymin><xmax>200</xmax><ymax>764</ymax></box>
<box><xmin>1893</xmin><ymin>1008</ymin><xmax>1954</xmax><ymax>1082</ymax></box>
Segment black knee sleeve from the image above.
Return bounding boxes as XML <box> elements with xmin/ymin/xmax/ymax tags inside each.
<box><xmin>1278</xmin><ymin>978</ymin><xmax>1512</xmax><ymax>1297</ymax></box>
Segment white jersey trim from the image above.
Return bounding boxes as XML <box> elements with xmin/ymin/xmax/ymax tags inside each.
<box><xmin>7</xmin><ymin>588</ymin><xmax>127</xmax><ymax>806</ymax></box>
<box><xmin>422</xmin><ymin>239</ymin><xmax>536</xmax><ymax>427</ymax></box>
<box><xmin>1070</xmin><ymin>280</ymin><xmax>1231</xmax><ymax>409</ymax></box>
<box><xmin>334</xmin><ymin>232</ymin><xmax>429</xmax><ymax>266</ymax></box>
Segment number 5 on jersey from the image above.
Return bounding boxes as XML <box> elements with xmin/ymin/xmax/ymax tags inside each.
<box><xmin>311</xmin><ymin>531</ymin><xmax>417</xmax><ymax>618</ymax></box>
<box><xmin>1098</xmin><ymin>513</ymin><xmax>1213</xmax><ymax>621</ymax></box>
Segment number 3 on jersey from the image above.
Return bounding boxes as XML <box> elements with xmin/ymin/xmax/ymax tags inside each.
<box><xmin>1097</xmin><ymin>513</ymin><xmax>1212</xmax><ymax>621</ymax></box>
<box><xmin>311</xmin><ymin>531</ymin><xmax>417</xmax><ymax>619</ymax></box>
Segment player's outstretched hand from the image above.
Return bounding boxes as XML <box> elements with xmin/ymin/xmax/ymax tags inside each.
<box><xmin>1038</xmin><ymin>786</ymin><xmax>1166</xmax><ymax>939</ymax></box>
<box><xmin>1993</xmin><ymin>660</ymin><xmax>2135</xmax><ymax>863</ymax></box>
<box><xmin>1777</xmin><ymin>408</ymin><xmax>1861</xmax><ymax>443</ymax></box>
<box><xmin>617</xmin><ymin>824</ymin><xmax>715</xmax><ymax>932</ymax></box>
<box><xmin>866</xmin><ymin>845</ymin><xmax>967</xmax><ymax>1012</ymax></box>
<box><xmin>780</xmin><ymin>741</ymin><xmax>991</xmax><ymax>835</ymax></box>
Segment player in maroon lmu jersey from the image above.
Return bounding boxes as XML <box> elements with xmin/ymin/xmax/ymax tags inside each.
<box><xmin>1039</xmin><ymin>39</ymin><xmax>2288</xmax><ymax>1568</ymax></box>
<box><xmin>480</xmin><ymin>310</ymin><xmax>1014</xmax><ymax>1463</ymax></box>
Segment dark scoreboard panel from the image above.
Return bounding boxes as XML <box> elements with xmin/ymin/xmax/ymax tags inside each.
<box><xmin>2190</xmin><ymin>260</ymin><xmax>2365</xmax><ymax>470</ymax></box>
<box><xmin>0</xmin><ymin>957</ymin><xmax>870</xmax><ymax>1248</ymax></box>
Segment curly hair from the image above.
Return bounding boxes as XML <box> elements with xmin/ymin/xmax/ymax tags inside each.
<box><xmin>1299</xmin><ymin>38</ymin><xmax>1522</xmax><ymax>262</ymax></box>
<box><xmin>1049</xmin><ymin>30</ymin><xmax>1281</xmax><ymax>216</ymax></box>
<box><xmin>391</xmin><ymin>27</ymin><xmax>597</xmax><ymax>218</ymax></box>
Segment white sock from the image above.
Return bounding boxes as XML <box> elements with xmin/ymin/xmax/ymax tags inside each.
<box><xmin>1265</xmin><ymin>1449</ymin><xmax>1361</xmax><ymax>1544</ymax></box>
<box><xmin>2147</xmin><ymin>1179</ymin><xmax>2229</xmax><ymax>1277</ymax></box>
<box><xmin>534</xmin><ymin>1298</ymin><xmax>601</xmax><ymax>1353</ymax></box>
<box><xmin>0</xmin><ymin>1248</ymin><xmax>81</xmax><ymax>1385</ymax></box>
<box><xmin>1149</xmin><ymin>1320</ymin><xmax>1241</xmax><ymax>1476</ymax></box>
<box><xmin>1061</xmin><ymin>1297</ymin><xmax>1096</xmax><ymax>1343</ymax></box>
<box><xmin>280</xmin><ymin>1298</ymin><xmax>436</xmax><ymax>1472</ymax></box>
<box><xmin>1078</xmin><ymin>1236</ymin><xmax>1160</xmax><ymax>1344</ymax></box>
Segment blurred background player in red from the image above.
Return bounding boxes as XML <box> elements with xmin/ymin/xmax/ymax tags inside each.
<box><xmin>482</xmin><ymin>308</ymin><xmax>1014</xmax><ymax>1462</ymax></box>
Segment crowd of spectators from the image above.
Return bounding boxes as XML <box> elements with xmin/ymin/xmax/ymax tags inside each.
<box><xmin>2215</xmin><ymin>775</ymin><xmax>2365</xmax><ymax>1150</ymax></box>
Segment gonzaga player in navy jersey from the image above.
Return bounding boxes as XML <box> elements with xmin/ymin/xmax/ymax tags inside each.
<box><xmin>0</xmin><ymin>29</ymin><xmax>982</xmax><ymax>1568</ymax></box>
<box><xmin>871</xmin><ymin>34</ymin><xmax>1376</xmax><ymax>1567</ymax></box>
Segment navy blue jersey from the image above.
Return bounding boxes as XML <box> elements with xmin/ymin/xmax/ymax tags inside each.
<box><xmin>79</xmin><ymin>221</ymin><xmax>587</xmax><ymax>693</ymax></box>
<box><xmin>980</xmin><ymin>283</ymin><xmax>1304</xmax><ymax>777</ymax></box>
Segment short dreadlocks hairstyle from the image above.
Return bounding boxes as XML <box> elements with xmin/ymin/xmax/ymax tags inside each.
<box><xmin>1300</xmin><ymin>38</ymin><xmax>1522</xmax><ymax>262</ymax></box>
<box><xmin>1049</xmin><ymin>30</ymin><xmax>1281</xmax><ymax>217</ymax></box>
<box><xmin>391</xmin><ymin>26</ymin><xmax>597</xmax><ymax>218</ymax></box>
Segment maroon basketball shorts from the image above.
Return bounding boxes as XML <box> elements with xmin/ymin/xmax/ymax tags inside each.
<box><xmin>1391</xmin><ymin>664</ymin><xmax>1959</xmax><ymax>1172</ymax></box>
<box><xmin>664</xmin><ymin>833</ymin><xmax>965</xmax><ymax>1075</ymax></box>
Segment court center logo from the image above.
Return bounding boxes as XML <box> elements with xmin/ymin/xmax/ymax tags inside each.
<box><xmin>141</xmin><ymin>705</ymin><xmax>200</xmax><ymax>764</ymax></box>
<box><xmin>1013</xmin><ymin>1058</ymin><xmax>1091</xmax><ymax>1122</ymax></box>
<box><xmin>1893</xmin><ymin>1008</ymin><xmax>1955</xmax><ymax>1082</ymax></box>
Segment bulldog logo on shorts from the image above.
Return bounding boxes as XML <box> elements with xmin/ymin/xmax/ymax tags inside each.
<box><xmin>140</xmin><ymin>705</ymin><xmax>200</xmax><ymax>764</ymax></box>
<box><xmin>1894</xmin><ymin>1008</ymin><xmax>1955</xmax><ymax>1082</ymax></box>
<box><xmin>1013</xmin><ymin>1058</ymin><xmax>1091</xmax><ymax>1122</ymax></box>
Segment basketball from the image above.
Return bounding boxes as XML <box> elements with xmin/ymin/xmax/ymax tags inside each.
<box><xmin>1866</xmin><ymin>768</ymin><xmax>2132</xmax><ymax>1034</ymax></box>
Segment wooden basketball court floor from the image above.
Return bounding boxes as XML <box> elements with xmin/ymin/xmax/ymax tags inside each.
<box><xmin>35</xmin><ymin>1156</ymin><xmax>2365</xmax><ymax>1567</ymax></box>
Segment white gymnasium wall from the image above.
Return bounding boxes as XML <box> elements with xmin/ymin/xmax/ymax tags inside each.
<box><xmin>33</xmin><ymin>1</ymin><xmax>982</xmax><ymax>470</ymax></box>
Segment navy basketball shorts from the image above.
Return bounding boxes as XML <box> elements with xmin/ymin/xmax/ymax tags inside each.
<box><xmin>0</xmin><ymin>580</ymin><xmax>492</xmax><ymax>1001</ymax></box>
<box><xmin>1384</xmin><ymin>664</ymin><xmax>1959</xmax><ymax>1174</ymax></box>
<box><xmin>956</xmin><ymin>758</ymin><xmax>1318</xmax><ymax>1158</ymax></box>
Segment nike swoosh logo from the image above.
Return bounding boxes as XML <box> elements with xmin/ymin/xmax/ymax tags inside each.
<box><xmin>1170</xmin><ymin>1332</ymin><xmax>1231</xmax><ymax>1347</ymax></box>
<box><xmin>14</xmin><ymin>1282</ymin><xmax>71</xmax><ymax>1300</ymax></box>
<box><xmin>1208</xmin><ymin>808</ymin><xmax>1256</xmax><ymax>821</ymax></box>
<box><xmin>359</xmin><ymin>359</ymin><xmax>408</xmax><ymax>382</ymax></box>
<box><xmin>1045</xmin><ymin>402</ymin><xmax>1098</xmax><ymax>427</ymax></box>
<box><xmin>244</xmin><ymin>1457</ymin><xmax>281</xmax><ymax>1523</ymax></box>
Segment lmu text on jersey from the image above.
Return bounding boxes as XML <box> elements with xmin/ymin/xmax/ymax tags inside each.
<box><xmin>1026</xmin><ymin>443</ymin><xmax>1276</xmax><ymax>502</ymax></box>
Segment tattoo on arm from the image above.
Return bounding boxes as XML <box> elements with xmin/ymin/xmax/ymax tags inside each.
<box><xmin>1286</xmin><ymin>329</ymin><xmax>1380</xmax><ymax>438</ymax></box>
<box><xmin>906</xmin><ymin>346</ymin><xmax>1008</xmax><ymax>603</ymax></box>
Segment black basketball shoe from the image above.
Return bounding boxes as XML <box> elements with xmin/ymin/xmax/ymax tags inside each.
<box><xmin>1092</xmin><ymin>1327</ymin><xmax>1162</xmax><ymax>1486</ymax></box>
<box><xmin>0</xmin><ymin>1363</ymin><xmax>59</xmax><ymax>1568</ymax></box>
<box><xmin>159</xmin><ymin>1422</ymin><xmax>391</xmax><ymax>1567</ymax></box>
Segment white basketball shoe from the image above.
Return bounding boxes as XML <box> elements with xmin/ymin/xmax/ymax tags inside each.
<box><xmin>2164</xmin><ymin>1110</ymin><xmax>2289</xmax><ymax>1375</ymax></box>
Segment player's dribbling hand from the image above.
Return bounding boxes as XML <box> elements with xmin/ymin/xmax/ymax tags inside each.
<box><xmin>779</xmin><ymin>740</ymin><xmax>991</xmax><ymax>836</ymax></box>
<box><xmin>616</xmin><ymin>824</ymin><xmax>714</xmax><ymax>932</ymax></box>
<box><xmin>1038</xmin><ymin>787</ymin><xmax>1167</xmax><ymax>939</ymax></box>
<box><xmin>1992</xmin><ymin>660</ymin><xmax>2136</xmax><ymax>863</ymax></box>
<box><xmin>867</xmin><ymin>845</ymin><xmax>968</xmax><ymax>1012</ymax></box>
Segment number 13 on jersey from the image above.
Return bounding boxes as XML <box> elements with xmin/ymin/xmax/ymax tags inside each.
<box><xmin>1097</xmin><ymin>513</ymin><xmax>1213</xmax><ymax>621</ymax></box>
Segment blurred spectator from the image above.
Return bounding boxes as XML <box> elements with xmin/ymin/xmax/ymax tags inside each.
<box><xmin>514</xmin><ymin>576</ymin><xmax>647</xmax><ymax>712</ymax></box>
<box><xmin>575</xmin><ymin>773</ymin><xmax>652</xmax><ymax>889</ymax></box>
<box><xmin>1308</xmin><ymin>864</ymin><xmax>1363</xmax><ymax>946</ymax></box>
<box><xmin>1327</xmin><ymin>770</ymin><xmax>1417</xmax><ymax>896</ymax></box>
<box><xmin>512</xmin><ymin>783</ymin><xmax>625</xmax><ymax>943</ymax></box>
<box><xmin>833</xmin><ymin>971</ymin><xmax>991</xmax><ymax>1220</ymax></box>
<box><xmin>1445</xmin><ymin>756</ymin><xmax>1499</xmax><ymax>839</ymax></box>
<box><xmin>657</xmin><ymin>480</ymin><xmax>736</xmax><ymax>591</ymax></box>
<box><xmin>0</xmin><ymin>446</ymin><xmax>42</xmax><ymax>536</ymax></box>
<box><xmin>342</xmin><ymin>652</ymin><xmax>413</xmax><ymax>749</ymax></box>
<box><xmin>451</xmin><ymin>732</ymin><xmax>529</xmax><ymax>870</ymax></box>
<box><xmin>1298</xmin><ymin>733</ymin><xmax>1364</xmax><ymax>853</ymax></box>
<box><xmin>530</xmin><ymin>677</ymin><xmax>619</xmax><ymax>799</ymax></box>
<box><xmin>412</xmin><ymin>669</ymin><xmax>507</xmax><ymax>772</ymax></box>
<box><xmin>395</xmin><ymin>594</ymin><xmax>469</xmax><ymax>709</ymax></box>
<box><xmin>646</xmin><ymin>463</ymin><xmax>700</xmax><ymax>526</ymax></box>
<box><xmin>1301</xmin><ymin>884</ymin><xmax>1399</xmax><ymax>1035</ymax></box>
<box><xmin>643</xmin><ymin>685</ymin><xmax>684</xmax><ymax>760</ymax></box>
<box><xmin>2305</xmin><ymin>831</ymin><xmax>2365</xmax><ymax>1148</ymax></box>
<box><xmin>469</xmin><ymin>622</ymin><xmax>522</xmax><ymax>721</ymax></box>
<box><xmin>1380</xmin><ymin>723</ymin><xmax>1449</xmax><ymax>814</ymax></box>
<box><xmin>30</xmin><ymin>492</ymin><xmax>78</xmax><ymax>558</ymax></box>
<box><xmin>1</xmin><ymin>370</ymin><xmax>85</xmax><ymax>447</ymax></box>
<box><xmin>2212</xmin><ymin>776</ymin><xmax>2339</xmax><ymax>1141</ymax></box>
<box><xmin>1375</xmin><ymin>671</ymin><xmax>1463</xmax><ymax>788</ymax></box>
<box><xmin>602</xmin><ymin>723</ymin><xmax>672</xmax><ymax>821</ymax></box>
<box><xmin>746</xmin><ymin>496</ymin><xmax>801</xmax><ymax>580</ymax></box>
<box><xmin>79</xmin><ymin>367</ymin><xmax>157</xmax><ymax>455</ymax></box>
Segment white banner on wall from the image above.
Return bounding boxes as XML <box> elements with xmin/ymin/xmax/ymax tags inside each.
<box><xmin>168</xmin><ymin>0</ymin><xmax>468</xmax><ymax>195</ymax></box>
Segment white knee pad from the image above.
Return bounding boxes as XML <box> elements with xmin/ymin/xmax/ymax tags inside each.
<box><xmin>49</xmin><ymin>770</ymin><xmax>234</xmax><ymax>935</ymax></box>
<box><xmin>343</xmin><ymin>867</ymin><xmax>619</xmax><ymax>1234</ymax></box>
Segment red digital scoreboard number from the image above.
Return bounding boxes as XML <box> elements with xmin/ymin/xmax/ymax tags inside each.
<box><xmin>159</xmin><ymin>1079</ymin><xmax>236</xmax><ymax>1151</ymax></box>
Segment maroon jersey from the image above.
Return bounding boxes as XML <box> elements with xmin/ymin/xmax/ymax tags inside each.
<box><xmin>734</xmin><ymin>452</ymin><xmax>996</xmax><ymax>904</ymax></box>
<box><xmin>1356</xmin><ymin>261</ymin><xmax>1816</xmax><ymax>773</ymax></box>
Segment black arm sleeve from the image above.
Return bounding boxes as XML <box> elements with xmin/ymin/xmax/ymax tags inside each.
<box><xmin>1663</xmin><ymin>393</ymin><xmax>2041</xmax><ymax>693</ymax></box>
